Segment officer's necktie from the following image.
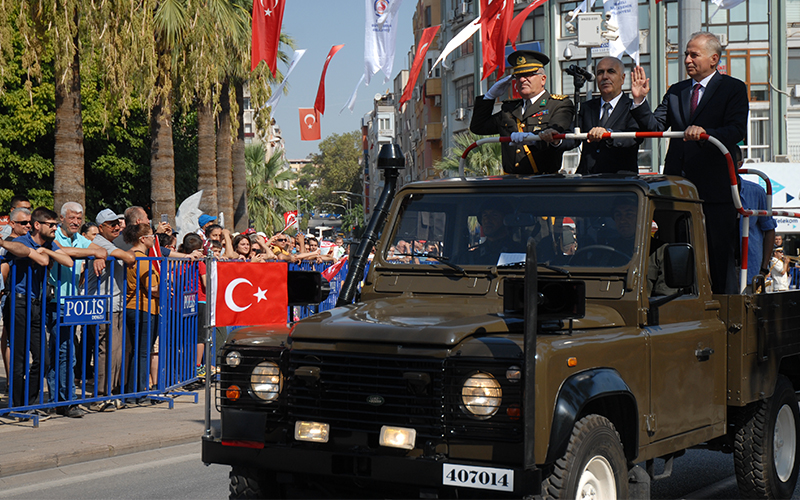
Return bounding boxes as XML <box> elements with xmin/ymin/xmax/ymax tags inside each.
<box><xmin>690</xmin><ymin>83</ymin><xmax>702</xmax><ymax>115</ymax></box>
<box><xmin>599</xmin><ymin>102</ymin><xmax>612</xmax><ymax>127</ymax></box>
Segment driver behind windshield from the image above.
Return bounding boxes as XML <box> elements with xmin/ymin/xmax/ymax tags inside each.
<box><xmin>469</xmin><ymin>199</ymin><xmax>525</xmax><ymax>265</ymax></box>
<box><xmin>601</xmin><ymin>197</ymin><xmax>638</xmax><ymax>256</ymax></box>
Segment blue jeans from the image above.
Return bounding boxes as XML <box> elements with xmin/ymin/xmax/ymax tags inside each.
<box><xmin>46</xmin><ymin>316</ymin><xmax>77</xmax><ymax>404</ymax></box>
<box><xmin>124</xmin><ymin>309</ymin><xmax>157</xmax><ymax>395</ymax></box>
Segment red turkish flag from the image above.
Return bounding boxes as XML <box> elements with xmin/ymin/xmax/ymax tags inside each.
<box><xmin>399</xmin><ymin>25</ymin><xmax>440</xmax><ymax>108</ymax></box>
<box><xmin>314</xmin><ymin>44</ymin><xmax>345</xmax><ymax>116</ymax></box>
<box><xmin>283</xmin><ymin>211</ymin><xmax>298</xmax><ymax>229</ymax></box>
<box><xmin>508</xmin><ymin>0</ymin><xmax>547</xmax><ymax>49</ymax></box>
<box><xmin>251</xmin><ymin>0</ymin><xmax>286</xmax><ymax>75</ymax></box>
<box><xmin>480</xmin><ymin>0</ymin><xmax>513</xmax><ymax>80</ymax></box>
<box><xmin>299</xmin><ymin>108</ymin><xmax>321</xmax><ymax>141</ymax></box>
<box><xmin>211</xmin><ymin>262</ymin><xmax>288</xmax><ymax>327</ymax></box>
<box><xmin>321</xmin><ymin>256</ymin><xmax>348</xmax><ymax>281</ymax></box>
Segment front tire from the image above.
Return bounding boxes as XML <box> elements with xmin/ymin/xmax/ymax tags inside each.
<box><xmin>542</xmin><ymin>414</ymin><xmax>629</xmax><ymax>500</ymax></box>
<box><xmin>229</xmin><ymin>466</ymin><xmax>279</xmax><ymax>499</ymax></box>
<box><xmin>734</xmin><ymin>375</ymin><xmax>800</xmax><ymax>499</ymax></box>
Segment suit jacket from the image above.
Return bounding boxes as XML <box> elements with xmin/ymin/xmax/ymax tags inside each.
<box><xmin>470</xmin><ymin>91</ymin><xmax>575</xmax><ymax>175</ymax></box>
<box><xmin>630</xmin><ymin>72</ymin><xmax>748</xmax><ymax>203</ymax></box>
<box><xmin>562</xmin><ymin>93</ymin><xmax>642</xmax><ymax>174</ymax></box>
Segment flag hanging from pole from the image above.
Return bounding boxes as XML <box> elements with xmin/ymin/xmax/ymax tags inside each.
<box><xmin>341</xmin><ymin>73</ymin><xmax>367</xmax><ymax>114</ymax></box>
<box><xmin>603</xmin><ymin>0</ymin><xmax>639</xmax><ymax>64</ymax></box>
<box><xmin>266</xmin><ymin>49</ymin><xmax>306</xmax><ymax>109</ymax></box>
<box><xmin>210</xmin><ymin>261</ymin><xmax>288</xmax><ymax>327</ymax></box>
<box><xmin>479</xmin><ymin>0</ymin><xmax>513</xmax><ymax>80</ymax></box>
<box><xmin>251</xmin><ymin>0</ymin><xmax>286</xmax><ymax>75</ymax></box>
<box><xmin>400</xmin><ymin>25</ymin><xmax>441</xmax><ymax>108</ymax></box>
<box><xmin>314</xmin><ymin>44</ymin><xmax>345</xmax><ymax>116</ymax></box>
<box><xmin>299</xmin><ymin>108</ymin><xmax>321</xmax><ymax>141</ymax></box>
<box><xmin>431</xmin><ymin>17</ymin><xmax>480</xmax><ymax>72</ymax></box>
<box><xmin>364</xmin><ymin>0</ymin><xmax>405</xmax><ymax>84</ymax></box>
<box><xmin>508</xmin><ymin>0</ymin><xmax>548</xmax><ymax>49</ymax></box>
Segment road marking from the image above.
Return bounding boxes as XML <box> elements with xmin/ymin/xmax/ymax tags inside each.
<box><xmin>0</xmin><ymin>452</ymin><xmax>200</xmax><ymax>497</ymax></box>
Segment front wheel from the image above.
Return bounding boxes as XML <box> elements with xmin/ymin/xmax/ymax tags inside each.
<box><xmin>229</xmin><ymin>466</ymin><xmax>280</xmax><ymax>499</ymax></box>
<box><xmin>541</xmin><ymin>414</ymin><xmax>629</xmax><ymax>500</ymax></box>
<box><xmin>734</xmin><ymin>375</ymin><xmax>800</xmax><ymax>499</ymax></box>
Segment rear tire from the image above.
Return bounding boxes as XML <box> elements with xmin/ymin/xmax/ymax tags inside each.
<box><xmin>541</xmin><ymin>414</ymin><xmax>629</xmax><ymax>500</ymax></box>
<box><xmin>734</xmin><ymin>375</ymin><xmax>800</xmax><ymax>499</ymax></box>
<box><xmin>229</xmin><ymin>467</ymin><xmax>279</xmax><ymax>499</ymax></box>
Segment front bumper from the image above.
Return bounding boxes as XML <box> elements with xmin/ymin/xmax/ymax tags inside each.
<box><xmin>202</xmin><ymin>436</ymin><xmax>541</xmax><ymax>497</ymax></box>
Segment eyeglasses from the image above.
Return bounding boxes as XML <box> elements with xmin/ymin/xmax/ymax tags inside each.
<box><xmin>37</xmin><ymin>221</ymin><xmax>58</xmax><ymax>228</ymax></box>
<box><xmin>104</xmin><ymin>220</ymin><xmax>121</xmax><ymax>227</ymax></box>
<box><xmin>276</xmin><ymin>238</ymin><xmax>289</xmax><ymax>243</ymax></box>
<box><xmin>12</xmin><ymin>220</ymin><xmax>31</xmax><ymax>226</ymax></box>
<box><xmin>140</xmin><ymin>234</ymin><xmax>155</xmax><ymax>240</ymax></box>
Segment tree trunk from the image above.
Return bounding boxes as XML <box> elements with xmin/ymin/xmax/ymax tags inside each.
<box><xmin>232</xmin><ymin>81</ymin><xmax>249</xmax><ymax>233</ymax></box>
<box><xmin>197</xmin><ymin>101</ymin><xmax>217</xmax><ymax>216</ymax></box>
<box><xmin>53</xmin><ymin>17</ymin><xmax>85</xmax><ymax>212</ymax></box>
<box><xmin>150</xmin><ymin>62</ymin><xmax>176</xmax><ymax>223</ymax></box>
<box><xmin>216</xmin><ymin>79</ymin><xmax>234</xmax><ymax>229</ymax></box>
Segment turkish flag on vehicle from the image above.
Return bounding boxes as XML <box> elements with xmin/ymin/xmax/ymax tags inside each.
<box><xmin>210</xmin><ymin>262</ymin><xmax>288</xmax><ymax>327</ymax></box>
<box><xmin>251</xmin><ymin>0</ymin><xmax>286</xmax><ymax>75</ymax></box>
<box><xmin>314</xmin><ymin>44</ymin><xmax>345</xmax><ymax>116</ymax></box>
<box><xmin>399</xmin><ymin>25</ymin><xmax>440</xmax><ymax>108</ymax></box>
<box><xmin>299</xmin><ymin>108</ymin><xmax>321</xmax><ymax>141</ymax></box>
<box><xmin>480</xmin><ymin>0</ymin><xmax>513</xmax><ymax>80</ymax></box>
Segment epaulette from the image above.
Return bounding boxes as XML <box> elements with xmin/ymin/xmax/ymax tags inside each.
<box><xmin>550</xmin><ymin>94</ymin><xmax>568</xmax><ymax>100</ymax></box>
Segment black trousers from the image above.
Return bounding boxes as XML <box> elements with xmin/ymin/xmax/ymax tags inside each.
<box><xmin>704</xmin><ymin>202</ymin><xmax>739</xmax><ymax>295</ymax></box>
<box><xmin>11</xmin><ymin>297</ymin><xmax>43</xmax><ymax>407</ymax></box>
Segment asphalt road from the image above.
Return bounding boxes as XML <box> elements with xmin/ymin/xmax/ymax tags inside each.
<box><xmin>1</xmin><ymin>443</ymin><xmax>799</xmax><ymax>499</ymax></box>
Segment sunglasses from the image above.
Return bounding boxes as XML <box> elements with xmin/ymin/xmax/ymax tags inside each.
<box><xmin>13</xmin><ymin>220</ymin><xmax>31</xmax><ymax>226</ymax></box>
<box><xmin>276</xmin><ymin>238</ymin><xmax>289</xmax><ymax>243</ymax></box>
<box><xmin>37</xmin><ymin>221</ymin><xmax>58</xmax><ymax>228</ymax></box>
<box><xmin>104</xmin><ymin>220</ymin><xmax>121</xmax><ymax>227</ymax></box>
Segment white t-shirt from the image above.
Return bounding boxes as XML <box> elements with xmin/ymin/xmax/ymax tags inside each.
<box><xmin>770</xmin><ymin>257</ymin><xmax>790</xmax><ymax>292</ymax></box>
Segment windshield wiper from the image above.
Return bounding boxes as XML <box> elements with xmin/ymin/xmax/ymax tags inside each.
<box><xmin>497</xmin><ymin>261</ymin><xmax>571</xmax><ymax>277</ymax></box>
<box><xmin>393</xmin><ymin>253</ymin><xmax>467</xmax><ymax>275</ymax></box>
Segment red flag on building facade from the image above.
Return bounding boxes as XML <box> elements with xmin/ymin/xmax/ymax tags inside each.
<box><xmin>314</xmin><ymin>44</ymin><xmax>345</xmax><ymax>116</ymax></box>
<box><xmin>399</xmin><ymin>25</ymin><xmax>441</xmax><ymax>108</ymax></box>
<box><xmin>508</xmin><ymin>0</ymin><xmax>548</xmax><ymax>49</ymax></box>
<box><xmin>211</xmin><ymin>262</ymin><xmax>288</xmax><ymax>327</ymax></box>
<box><xmin>480</xmin><ymin>0</ymin><xmax>513</xmax><ymax>80</ymax></box>
<box><xmin>299</xmin><ymin>108</ymin><xmax>321</xmax><ymax>141</ymax></box>
<box><xmin>251</xmin><ymin>0</ymin><xmax>286</xmax><ymax>75</ymax></box>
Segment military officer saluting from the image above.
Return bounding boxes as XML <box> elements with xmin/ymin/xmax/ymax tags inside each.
<box><xmin>470</xmin><ymin>50</ymin><xmax>575</xmax><ymax>175</ymax></box>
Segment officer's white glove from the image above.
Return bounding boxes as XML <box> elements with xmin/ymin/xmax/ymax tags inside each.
<box><xmin>510</xmin><ymin>132</ymin><xmax>535</xmax><ymax>145</ymax></box>
<box><xmin>483</xmin><ymin>74</ymin><xmax>513</xmax><ymax>100</ymax></box>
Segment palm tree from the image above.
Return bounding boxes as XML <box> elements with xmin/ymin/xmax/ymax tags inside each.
<box><xmin>245</xmin><ymin>143</ymin><xmax>297</xmax><ymax>233</ymax></box>
<box><xmin>433</xmin><ymin>131</ymin><xmax>503</xmax><ymax>177</ymax></box>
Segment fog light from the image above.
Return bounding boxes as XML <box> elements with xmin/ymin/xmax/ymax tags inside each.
<box><xmin>294</xmin><ymin>421</ymin><xmax>329</xmax><ymax>443</ymax></box>
<box><xmin>226</xmin><ymin>385</ymin><xmax>241</xmax><ymax>401</ymax></box>
<box><xmin>226</xmin><ymin>351</ymin><xmax>241</xmax><ymax>367</ymax></box>
<box><xmin>379</xmin><ymin>425</ymin><xmax>416</xmax><ymax>450</ymax></box>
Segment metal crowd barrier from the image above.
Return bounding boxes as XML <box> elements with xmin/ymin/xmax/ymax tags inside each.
<box><xmin>1</xmin><ymin>254</ymin><xmax>361</xmax><ymax>426</ymax></box>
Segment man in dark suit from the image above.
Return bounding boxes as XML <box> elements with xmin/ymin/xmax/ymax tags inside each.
<box><xmin>470</xmin><ymin>50</ymin><xmax>575</xmax><ymax>175</ymax></box>
<box><xmin>542</xmin><ymin>57</ymin><xmax>642</xmax><ymax>174</ymax></box>
<box><xmin>630</xmin><ymin>32</ymin><xmax>748</xmax><ymax>293</ymax></box>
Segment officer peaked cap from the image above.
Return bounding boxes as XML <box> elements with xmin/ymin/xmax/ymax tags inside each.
<box><xmin>508</xmin><ymin>50</ymin><xmax>550</xmax><ymax>75</ymax></box>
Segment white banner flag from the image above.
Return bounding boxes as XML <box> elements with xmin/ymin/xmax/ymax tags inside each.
<box><xmin>709</xmin><ymin>0</ymin><xmax>746</xmax><ymax>20</ymax></box>
<box><xmin>341</xmin><ymin>73</ymin><xmax>366</xmax><ymax>114</ymax></box>
<box><xmin>265</xmin><ymin>49</ymin><xmax>306</xmax><ymax>109</ymax></box>
<box><xmin>604</xmin><ymin>0</ymin><xmax>639</xmax><ymax>65</ymax></box>
<box><xmin>431</xmin><ymin>17</ymin><xmax>480</xmax><ymax>72</ymax></box>
<box><xmin>364</xmin><ymin>0</ymin><xmax>404</xmax><ymax>85</ymax></box>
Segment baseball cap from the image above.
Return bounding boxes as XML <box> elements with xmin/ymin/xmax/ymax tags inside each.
<box><xmin>198</xmin><ymin>214</ymin><xmax>217</xmax><ymax>227</ymax></box>
<box><xmin>96</xmin><ymin>209</ymin><xmax>123</xmax><ymax>225</ymax></box>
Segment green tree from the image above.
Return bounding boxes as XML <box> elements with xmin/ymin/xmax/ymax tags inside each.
<box><xmin>245</xmin><ymin>143</ymin><xmax>297</xmax><ymax>233</ymax></box>
<box><xmin>434</xmin><ymin>131</ymin><xmax>503</xmax><ymax>177</ymax></box>
<box><xmin>310</xmin><ymin>131</ymin><xmax>363</xmax><ymax>207</ymax></box>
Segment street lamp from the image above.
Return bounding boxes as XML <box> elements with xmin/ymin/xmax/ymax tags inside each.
<box><xmin>331</xmin><ymin>191</ymin><xmax>366</xmax><ymax>224</ymax></box>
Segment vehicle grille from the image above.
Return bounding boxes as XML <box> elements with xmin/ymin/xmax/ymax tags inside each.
<box><xmin>287</xmin><ymin>351</ymin><xmax>446</xmax><ymax>439</ymax></box>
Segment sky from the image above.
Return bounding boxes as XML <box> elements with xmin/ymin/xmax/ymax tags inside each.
<box><xmin>267</xmin><ymin>1</ymin><xmax>418</xmax><ymax>160</ymax></box>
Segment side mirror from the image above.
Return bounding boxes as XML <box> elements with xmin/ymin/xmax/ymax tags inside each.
<box><xmin>663</xmin><ymin>243</ymin><xmax>694</xmax><ymax>290</ymax></box>
<box><xmin>287</xmin><ymin>270</ymin><xmax>331</xmax><ymax>306</ymax></box>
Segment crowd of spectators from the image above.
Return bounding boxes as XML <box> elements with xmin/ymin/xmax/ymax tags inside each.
<box><xmin>0</xmin><ymin>196</ymin><xmax>348</xmax><ymax>421</ymax></box>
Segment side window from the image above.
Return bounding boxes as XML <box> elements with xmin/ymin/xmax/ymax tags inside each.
<box><xmin>648</xmin><ymin>208</ymin><xmax>696</xmax><ymax>297</ymax></box>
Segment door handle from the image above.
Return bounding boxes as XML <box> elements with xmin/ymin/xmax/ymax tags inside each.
<box><xmin>695</xmin><ymin>347</ymin><xmax>714</xmax><ymax>361</ymax></box>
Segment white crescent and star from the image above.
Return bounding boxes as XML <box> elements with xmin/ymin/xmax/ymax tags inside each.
<box><xmin>304</xmin><ymin>113</ymin><xmax>316</xmax><ymax>128</ymax></box>
<box><xmin>224</xmin><ymin>278</ymin><xmax>269</xmax><ymax>313</ymax></box>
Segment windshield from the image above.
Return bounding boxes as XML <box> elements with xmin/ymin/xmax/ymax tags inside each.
<box><xmin>383</xmin><ymin>191</ymin><xmax>641</xmax><ymax>269</ymax></box>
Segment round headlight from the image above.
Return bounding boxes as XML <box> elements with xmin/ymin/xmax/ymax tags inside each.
<box><xmin>226</xmin><ymin>351</ymin><xmax>241</xmax><ymax>367</ymax></box>
<box><xmin>251</xmin><ymin>361</ymin><xmax>282</xmax><ymax>401</ymax></box>
<box><xmin>461</xmin><ymin>372</ymin><xmax>502</xmax><ymax>419</ymax></box>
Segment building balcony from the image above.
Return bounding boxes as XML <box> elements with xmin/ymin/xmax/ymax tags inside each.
<box><xmin>425</xmin><ymin>122</ymin><xmax>442</xmax><ymax>140</ymax></box>
<box><xmin>426</xmin><ymin>78</ymin><xmax>442</xmax><ymax>96</ymax></box>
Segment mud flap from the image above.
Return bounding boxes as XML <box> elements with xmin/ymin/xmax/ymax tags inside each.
<box><xmin>628</xmin><ymin>464</ymin><xmax>651</xmax><ymax>499</ymax></box>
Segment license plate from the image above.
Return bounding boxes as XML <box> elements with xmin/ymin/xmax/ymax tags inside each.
<box><xmin>442</xmin><ymin>463</ymin><xmax>514</xmax><ymax>492</ymax></box>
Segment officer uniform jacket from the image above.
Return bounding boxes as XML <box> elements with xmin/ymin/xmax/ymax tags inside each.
<box><xmin>470</xmin><ymin>91</ymin><xmax>575</xmax><ymax>175</ymax></box>
<box><xmin>561</xmin><ymin>92</ymin><xmax>642</xmax><ymax>174</ymax></box>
